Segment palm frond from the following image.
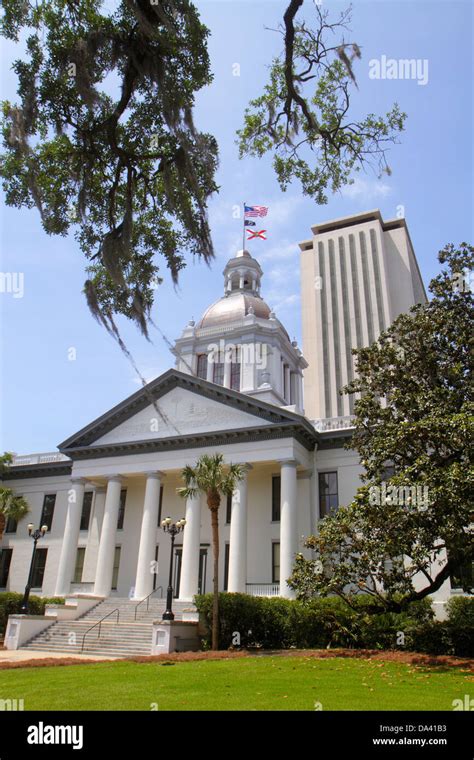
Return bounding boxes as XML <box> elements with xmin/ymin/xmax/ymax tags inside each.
<box><xmin>177</xmin><ymin>453</ymin><xmax>245</xmax><ymax>500</ymax></box>
<box><xmin>0</xmin><ymin>488</ymin><xmax>29</xmax><ymax>520</ymax></box>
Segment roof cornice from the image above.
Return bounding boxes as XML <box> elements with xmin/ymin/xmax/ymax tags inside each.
<box><xmin>1</xmin><ymin>461</ymin><xmax>73</xmax><ymax>480</ymax></box>
<box><xmin>62</xmin><ymin>421</ymin><xmax>318</xmax><ymax>460</ymax></box>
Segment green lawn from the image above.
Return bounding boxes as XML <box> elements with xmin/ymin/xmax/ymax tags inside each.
<box><xmin>0</xmin><ymin>656</ymin><xmax>471</xmax><ymax>711</ymax></box>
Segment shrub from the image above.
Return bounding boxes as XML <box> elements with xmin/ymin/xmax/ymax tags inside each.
<box><xmin>0</xmin><ymin>592</ymin><xmax>65</xmax><ymax>636</ymax></box>
<box><xmin>446</xmin><ymin>596</ymin><xmax>474</xmax><ymax>627</ymax></box>
<box><xmin>194</xmin><ymin>593</ymin><xmax>434</xmax><ymax>651</ymax></box>
<box><xmin>405</xmin><ymin>621</ymin><xmax>451</xmax><ymax>655</ymax></box>
<box><xmin>394</xmin><ymin>597</ymin><xmax>474</xmax><ymax>658</ymax></box>
<box><xmin>443</xmin><ymin>597</ymin><xmax>474</xmax><ymax>657</ymax></box>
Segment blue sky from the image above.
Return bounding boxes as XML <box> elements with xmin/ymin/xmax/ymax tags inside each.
<box><xmin>0</xmin><ymin>0</ymin><xmax>472</xmax><ymax>454</ymax></box>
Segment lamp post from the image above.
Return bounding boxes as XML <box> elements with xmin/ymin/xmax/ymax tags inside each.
<box><xmin>161</xmin><ymin>516</ymin><xmax>186</xmax><ymax>621</ymax></box>
<box><xmin>20</xmin><ymin>523</ymin><xmax>48</xmax><ymax>614</ymax></box>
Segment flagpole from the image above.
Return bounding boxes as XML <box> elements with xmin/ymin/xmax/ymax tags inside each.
<box><xmin>242</xmin><ymin>200</ymin><xmax>246</xmax><ymax>251</ymax></box>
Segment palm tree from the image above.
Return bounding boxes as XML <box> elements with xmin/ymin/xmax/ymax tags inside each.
<box><xmin>178</xmin><ymin>453</ymin><xmax>246</xmax><ymax>650</ymax></box>
<box><xmin>0</xmin><ymin>487</ymin><xmax>29</xmax><ymax>542</ymax></box>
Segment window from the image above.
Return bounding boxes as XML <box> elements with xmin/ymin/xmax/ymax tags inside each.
<box><xmin>271</xmin><ymin>476</ymin><xmax>281</xmax><ymax>522</ymax></box>
<box><xmin>117</xmin><ymin>490</ymin><xmax>127</xmax><ymax>530</ymax></box>
<box><xmin>230</xmin><ymin>360</ymin><xmax>241</xmax><ymax>391</ymax></box>
<box><xmin>31</xmin><ymin>548</ymin><xmax>48</xmax><ymax>588</ymax></box>
<box><xmin>0</xmin><ymin>549</ymin><xmax>13</xmax><ymax>587</ymax></box>
<box><xmin>272</xmin><ymin>543</ymin><xmax>280</xmax><ymax>583</ymax></box>
<box><xmin>5</xmin><ymin>515</ymin><xmax>17</xmax><ymax>534</ymax></box>
<box><xmin>40</xmin><ymin>494</ymin><xmax>56</xmax><ymax>531</ymax></box>
<box><xmin>319</xmin><ymin>472</ymin><xmax>338</xmax><ymax>518</ymax></box>
<box><xmin>213</xmin><ymin>362</ymin><xmax>224</xmax><ymax>386</ymax></box>
<box><xmin>157</xmin><ymin>485</ymin><xmax>164</xmax><ymax>526</ymax></box>
<box><xmin>73</xmin><ymin>547</ymin><xmax>86</xmax><ymax>584</ymax></box>
<box><xmin>450</xmin><ymin>558</ymin><xmax>474</xmax><ymax>591</ymax></box>
<box><xmin>111</xmin><ymin>547</ymin><xmax>121</xmax><ymax>590</ymax></box>
<box><xmin>224</xmin><ymin>543</ymin><xmax>230</xmax><ymax>591</ymax></box>
<box><xmin>196</xmin><ymin>354</ymin><xmax>208</xmax><ymax>380</ymax></box>
<box><xmin>226</xmin><ymin>493</ymin><xmax>232</xmax><ymax>524</ymax></box>
<box><xmin>80</xmin><ymin>492</ymin><xmax>93</xmax><ymax>531</ymax></box>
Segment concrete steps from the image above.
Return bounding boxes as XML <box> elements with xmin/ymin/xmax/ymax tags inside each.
<box><xmin>22</xmin><ymin>597</ymin><xmax>195</xmax><ymax>657</ymax></box>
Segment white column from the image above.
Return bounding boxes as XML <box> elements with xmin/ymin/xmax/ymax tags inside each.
<box><xmin>179</xmin><ymin>493</ymin><xmax>202</xmax><ymax>601</ymax></box>
<box><xmin>298</xmin><ymin>373</ymin><xmax>304</xmax><ymax>413</ymax></box>
<box><xmin>223</xmin><ymin>354</ymin><xmax>231</xmax><ymax>388</ymax></box>
<box><xmin>206</xmin><ymin>353</ymin><xmax>214</xmax><ymax>382</ymax></box>
<box><xmin>134</xmin><ymin>472</ymin><xmax>163</xmax><ymax>600</ymax></box>
<box><xmin>284</xmin><ymin>365</ymin><xmax>291</xmax><ymax>403</ymax></box>
<box><xmin>294</xmin><ymin>372</ymin><xmax>303</xmax><ymax>413</ymax></box>
<box><xmin>228</xmin><ymin>465</ymin><xmax>251</xmax><ymax>593</ymax></box>
<box><xmin>93</xmin><ymin>475</ymin><xmax>122</xmax><ymax>597</ymax></box>
<box><xmin>54</xmin><ymin>478</ymin><xmax>86</xmax><ymax>597</ymax></box>
<box><xmin>82</xmin><ymin>487</ymin><xmax>105</xmax><ymax>582</ymax></box>
<box><xmin>279</xmin><ymin>459</ymin><xmax>298</xmax><ymax>598</ymax></box>
<box><xmin>271</xmin><ymin>347</ymin><xmax>282</xmax><ymax>395</ymax></box>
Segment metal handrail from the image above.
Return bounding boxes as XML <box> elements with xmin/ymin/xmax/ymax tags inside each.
<box><xmin>81</xmin><ymin>608</ymin><xmax>120</xmax><ymax>652</ymax></box>
<box><xmin>134</xmin><ymin>586</ymin><xmax>163</xmax><ymax>620</ymax></box>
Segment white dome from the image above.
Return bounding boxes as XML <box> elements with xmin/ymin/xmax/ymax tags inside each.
<box><xmin>198</xmin><ymin>293</ymin><xmax>271</xmax><ymax>328</ymax></box>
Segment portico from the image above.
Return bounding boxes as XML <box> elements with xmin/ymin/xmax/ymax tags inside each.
<box><xmin>52</xmin><ymin>437</ymin><xmax>311</xmax><ymax>602</ymax></box>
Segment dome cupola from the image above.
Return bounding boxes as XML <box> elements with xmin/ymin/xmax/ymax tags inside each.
<box><xmin>174</xmin><ymin>247</ymin><xmax>307</xmax><ymax>413</ymax></box>
<box><xmin>197</xmin><ymin>249</ymin><xmax>272</xmax><ymax>329</ymax></box>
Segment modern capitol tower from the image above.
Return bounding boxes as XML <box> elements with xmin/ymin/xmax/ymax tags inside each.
<box><xmin>300</xmin><ymin>210</ymin><xmax>427</xmax><ymax>427</ymax></box>
<box><xmin>0</xmin><ymin>210</ymin><xmax>458</xmax><ymax>657</ymax></box>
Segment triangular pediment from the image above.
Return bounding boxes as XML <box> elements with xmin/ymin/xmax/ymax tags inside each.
<box><xmin>58</xmin><ymin>370</ymin><xmax>317</xmax><ymax>454</ymax></box>
<box><xmin>94</xmin><ymin>386</ymin><xmax>266</xmax><ymax>445</ymax></box>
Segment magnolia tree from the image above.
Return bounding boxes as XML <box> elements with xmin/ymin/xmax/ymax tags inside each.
<box><xmin>289</xmin><ymin>244</ymin><xmax>473</xmax><ymax>611</ymax></box>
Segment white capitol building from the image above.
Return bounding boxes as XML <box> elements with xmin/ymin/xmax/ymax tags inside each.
<box><xmin>1</xmin><ymin>210</ymin><xmax>459</xmax><ymax>654</ymax></box>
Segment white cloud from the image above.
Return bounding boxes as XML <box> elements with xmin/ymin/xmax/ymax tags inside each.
<box><xmin>340</xmin><ymin>177</ymin><xmax>392</xmax><ymax>201</ymax></box>
<box><xmin>264</xmin><ymin>195</ymin><xmax>304</xmax><ymax>228</ymax></box>
<box><xmin>266</xmin><ymin>289</ymin><xmax>301</xmax><ymax>315</ymax></box>
<box><xmin>258</xmin><ymin>240</ymin><xmax>299</xmax><ymax>263</ymax></box>
<box><xmin>267</xmin><ymin>264</ymin><xmax>298</xmax><ymax>284</ymax></box>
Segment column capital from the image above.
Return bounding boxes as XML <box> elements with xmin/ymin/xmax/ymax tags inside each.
<box><xmin>105</xmin><ymin>474</ymin><xmax>123</xmax><ymax>484</ymax></box>
<box><xmin>278</xmin><ymin>458</ymin><xmax>298</xmax><ymax>468</ymax></box>
<box><xmin>94</xmin><ymin>486</ymin><xmax>106</xmax><ymax>495</ymax></box>
<box><xmin>144</xmin><ymin>470</ymin><xmax>165</xmax><ymax>480</ymax></box>
<box><xmin>70</xmin><ymin>477</ymin><xmax>87</xmax><ymax>485</ymax></box>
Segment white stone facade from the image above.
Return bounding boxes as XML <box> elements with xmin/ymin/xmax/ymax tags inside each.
<box><xmin>0</xmin><ymin>227</ymin><xmax>456</xmax><ymax>608</ymax></box>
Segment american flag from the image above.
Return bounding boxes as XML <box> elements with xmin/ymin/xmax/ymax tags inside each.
<box><xmin>244</xmin><ymin>205</ymin><xmax>268</xmax><ymax>218</ymax></box>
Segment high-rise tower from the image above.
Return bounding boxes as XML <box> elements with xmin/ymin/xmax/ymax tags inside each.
<box><xmin>299</xmin><ymin>210</ymin><xmax>426</xmax><ymax>426</ymax></box>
